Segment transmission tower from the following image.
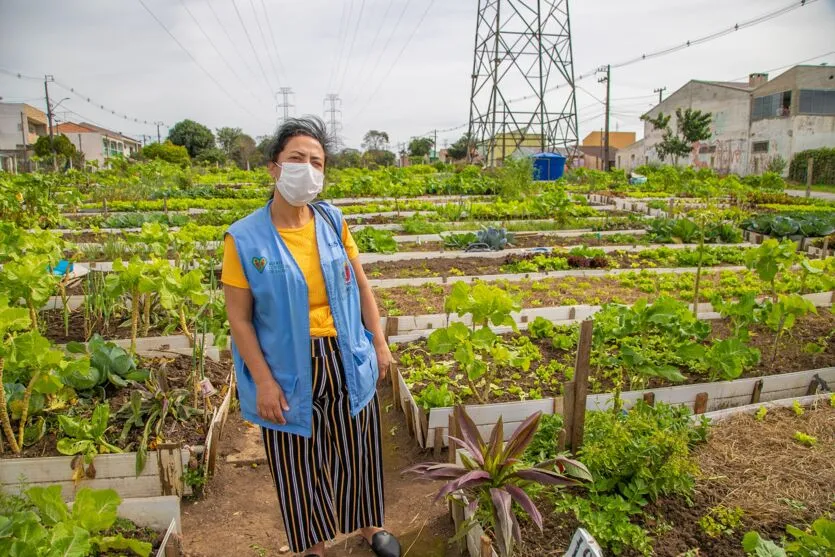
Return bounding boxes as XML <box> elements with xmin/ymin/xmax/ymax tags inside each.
<box><xmin>275</xmin><ymin>87</ymin><xmax>294</xmax><ymax>126</ymax></box>
<box><xmin>468</xmin><ymin>0</ymin><xmax>579</xmax><ymax>166</ymax></box>
<box><xmin>323</xmin><ymin>94</ymin><xmax>343</xmax><ymax>150</ymax></box>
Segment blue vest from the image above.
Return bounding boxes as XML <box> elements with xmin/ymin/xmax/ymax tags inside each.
<box><xmin>226</xmin><ymin>201</ymin><xmax>378</xmax><ymax>437</ymax></box>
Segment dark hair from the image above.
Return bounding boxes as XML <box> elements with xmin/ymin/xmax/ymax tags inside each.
<box><xmin>268</xmin><ymin>116</ymin><xmax>333</xmax><ymax>164</ymax></box>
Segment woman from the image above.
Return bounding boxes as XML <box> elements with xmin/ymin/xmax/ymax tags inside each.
<box><xmin>222</xmin><ymin>117</ymin><xmax>401</xmax><ymax>557</ymax></box>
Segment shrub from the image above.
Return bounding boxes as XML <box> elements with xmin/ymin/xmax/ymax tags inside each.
<box><xmin>789</xmin><ymin>147</ymin><xmax>835</xmax><ymax>185</ymax></box>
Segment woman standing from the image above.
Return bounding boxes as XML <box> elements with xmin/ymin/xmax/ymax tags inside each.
<box><xmin>222</xmin><ymin>117</ymin><xmax>401</xmax><ymax>557</ymax></box>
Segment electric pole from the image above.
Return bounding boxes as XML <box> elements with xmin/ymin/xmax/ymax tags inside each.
<box><xmin>597</xmin><ymin>64</ymin><xmax>611</xmax><ymax>172</ymax></box>
<box><xmin>276</xmin><ymin>87</ymin><xmax>294</xmax><ymax>126</ymax></box>
<box><xmin>653</xmin><ymin>87</ymin><xmax>666</xmax><ymax>105</ymax></box>
<box><xmin>433</xmin><ymin>129</ymin><xmax>438</xmax><ymax>160</ymax></box>
<box><xmin>44</xmin><ymin>75</ymin><xmax>56</xmax><ymax>171</ymax></box>
<box><xmin>154</xmin><ymin>121</ymin><xmax>164</xmax><ymax>143</ymax></box>
<box><xmin>323</xmin><ymin>94</ymin><xmax>343</xmax><ymax>150</ymax></box>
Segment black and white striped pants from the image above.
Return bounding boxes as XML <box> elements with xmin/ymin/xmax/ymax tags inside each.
<box><xmin>260</xmin><ymin>337</ymin><xmax>385</xmax><ymax>553</ymax></box>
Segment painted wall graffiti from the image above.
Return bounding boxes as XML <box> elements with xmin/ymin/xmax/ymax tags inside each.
<box><xmin>690</xmin><ymin>139</ymin><xmax>746</xmax><ymax>175</ymax></box>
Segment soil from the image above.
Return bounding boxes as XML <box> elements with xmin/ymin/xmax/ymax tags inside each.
<box><xmin>42</xmin><ymin>307</ymin><xmax>170</xmax><ymax>343</ymax></box>
<box><xmin>180</xmin><ymin>381</ymin><xmax>458</xmax><ymax>557</ymax></box>
<box><xmin>1</xmin><ymin>354</ymin><xmax>232</xmax><ymax>459</ymax></box>
<box><xmin>373</xmin><ymin>270</ymin><xmax>762</xmax><ymax>316</ymax></box>
<box><xmin>516</xmin><ymin>406</ymin><xmax>835</xmax><ymax>557</ymax></box>
<box><xmin>397</xmin><ymin>232</ymin><xmax>649</xmax><ymax>252</ymax></box>
<box><xmin>396</xmin><ymin>312</ymin><xmax>835</xmax><ymax>406</ymax></box>
<box><xmin>363</xmin><ymin>249</ymin><xmax>744</xmax><ymax>280</ymax></box>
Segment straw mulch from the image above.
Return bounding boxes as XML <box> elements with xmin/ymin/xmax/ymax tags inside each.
<box><xmin>694</xmin><ymin>402</ymin><xmax>835</xmax><ymax>524</ymax></box>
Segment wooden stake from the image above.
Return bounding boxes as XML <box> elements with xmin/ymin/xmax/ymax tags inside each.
<box><xmin>157</xmin><ymin>443</ymin><xmax>184</xmax><ymax>497</ymax></box>
<box><xmin>694</xmin><ymin>392</ymin><xmax>709</xmax><ymax>414</ymax></box>
<box><xmin>390</xmin><ymin>366</ymin><xmax>400</xmax><ymax>406</ymax></box>
<box><xmin>822</xmin><ymin>237</ymin><xmax>829</xmax><ymax>259</ymax></box>
<box><xmin>404</xmin><ymin>403</ymin><xmax>415</xmax><ymax>438</ymax></box>
<box><xmin>750</xmin><ymin>379</ymin><xmax>764</xmax><ymax>404</ymax></box>
<box><xmin>570</xmin><ymin>320</ymin><xmax>593</xmax><ymax>453</ymax></box>
<box><xmin>434</xmin><ymin>427</ymin><xmax>444</xmax><ymax>460</ymax></box>
<box><xmin>448</xmin><ymin>413</ymin><xmax>458</xmax><ymax>464</ymax></box>
<box><xmin>384</xmin><ymin>316</ymin><xmax>399</xmax><ymax>341</ymax></box>
<box><xmin>557</xmin><ymin>428</ymin><xmax>566</xmax><ymax>452</ymax></box>
<box><xmin>480</xmin><ymin>535</ymin><xmax>493</xmax><ymax>557</ymax></box>
<box><xmin>642</xmin><ymin>392</ymin><xmax>655</xmax><ymax>406</ymax></box>
<box><xmin>563</xmin><ymin>381</ymin><xmax>575</xmax><ymax>452</ymax></box>
<box><xmin>418</xmin><ymin>407</ymin><xmax>429</xmax><ymax>444</ymax></box>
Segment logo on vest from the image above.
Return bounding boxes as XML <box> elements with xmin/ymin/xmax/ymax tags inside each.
<box><xmin>252</xmin><ymin>256</ymin><xmax>267</xmax><ymax>273</ymax></box>
<box><xmin>344</xmin><ymin>261</ymin><xmax>351</xmax><ymax>284</ymax></box>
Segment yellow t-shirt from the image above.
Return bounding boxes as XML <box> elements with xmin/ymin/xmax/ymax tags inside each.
<box><xmin>221</xmin><ymin>217</ymin><xmax>360</xmax><ymax>337</ymax></box>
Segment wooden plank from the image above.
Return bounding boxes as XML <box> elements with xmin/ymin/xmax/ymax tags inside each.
<box><xmin>694</xmin><ymin>392</ymin><xmax>708</xmax><ymax>414</ymax></box>
<box><xmin>0</xmin><ymin>449</ymin><xmax>190</xmax><ymax>485</ymax></box>
<box><xmin>570</xmin><ymin>320</ymin><xmax>593</xmax><ymax>452</ymax></box>
<box><xmin>642</xmin><ymin>392</ymin><xmax>655</xmax><ymax>406</ymax></box>
<box><xmin>157</xmin><ymin>443</ymin><xmax>184</xmax><ymax>497</ymax></box>
<box><xmin>699</xmin><ymin>393</ymin><xmax>829</xmax><ymax>423</ymax></box>
<box><xmin>418</xmin><ymin>407</ymin><xmax>429</xmax><ymax>446</ymax></box>
<box><xmin>156</xmin><ymin>518</ymin><xmax>180</xmax><ymax>557</ymax></box>
<box><xmin>426</xmin><ymin>398</ymin><xmax>555</xmax><ymax>429</ymax></box>
<box><xmin>204</xmin><ymin>408</ymin><xmax>222</xmax><ymax>477</ymax></box>
<box><xmin>404</xmin><ymin>403</ymin><xmax>415</xmax><ymax>438</ymax></box>
<box><xmin>557</xmin><ymin>429</ymin><xmax>567</xmax><ymax>452</ymax></box>
<box><xmin>480</xmin><ymin>535</ymin><xmax>492</xmax><ymax>557</ymax></box>
<box><xmin>750</xmin><ymin>379</ymin><xmax>764</xmax><ymax>404</ymax></box>
<box><xmin>434</xmin><ymin>427</ymin><xmax>444</xmax><ymax>460</ymax></box>
<box><xmin>448</xmin><ymin>413</ymin><xmax>458</xmax><ymax>464</ymax></box>
<box><xmin>3</xmin><ymin>475</ymin><xmax>165</xmax><ymax>500</ymax></box>
<box><xmin>390</xmin><ymin>367</ymin><xmax>401</xmax><ymax>406</ymax></box>
<box><xmin>112</xmin><ymin>496</ymin><xmax>181</xmax><ymax>534</ymax></box>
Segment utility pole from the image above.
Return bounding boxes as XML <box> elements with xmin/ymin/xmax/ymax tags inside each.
<box><xmin>323</xmin><ymin>94</ymin><xmax>343</xmax><ymax>150</ymax></box>
<box><xmin>597</xmin><ymin>65</ymin><xmax>611</xmax><ymax>172</ymax></box>
<box><xmin>276</xmin><ymin>87</ymin><xmax>294</xmax><ymax>126</ymax></box>
<box><xmin>433</xmin><ymin>129</ymin><xmax>438</xmax><ymax>160</ymax></box>
<box><xmin>154</xmin><ymin>121</ymin><xmax>164</xmax><ymax>143</ymax></box>
<box><xmin>44</xmin><ymin>75</ymin><xmax>56</xmax><ymax>171</ymax></box>
<box><xmin>653</xmin><ymin>86</ymin><xmax>666</xmax><ymax>105</ymax></box>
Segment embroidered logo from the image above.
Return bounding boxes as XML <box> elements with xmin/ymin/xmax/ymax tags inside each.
<box><xmin>344</xmin><ymin>261</ymin><xmax>351</xmax><ymax>284</ymax></box>
<box><xmin>252</xmin><ymin>256</ymin><xmax>267</xmax><ymax>273</ymax></box>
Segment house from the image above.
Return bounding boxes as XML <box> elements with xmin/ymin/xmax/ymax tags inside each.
<box><xmin>615</xmin><ymin>65</ymin><xmax>835</xmax><ymax>176</ymax></box>
<box><xmin>482</xmin><ymin>129</ymin><xmax>546</xmax><ymax>165</ymax></box>
<box><xmin>0</xmin><ymin>103</ymin><xmax>48</xmax><ymax>172</ymax></box>
<box><xmin>582</xmin><ymin>131</ymin><xmax>636</xmax><ymax>150</ymax></box>
<box><xmin>55</xmin><ymin>122</ymin><xmax>142</xmax><ymax>165</ymax></box>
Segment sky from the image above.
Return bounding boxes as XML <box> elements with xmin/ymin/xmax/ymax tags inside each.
<box><xmin>1</xmin><ymin>0</ymin><xmax>834</xmax><ymax>152</ymax></box>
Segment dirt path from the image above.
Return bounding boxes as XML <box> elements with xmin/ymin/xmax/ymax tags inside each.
<box><xmin>181</xmin><ymin>382</ymin><xmax>457</xmax><ymax>557</ymax></box>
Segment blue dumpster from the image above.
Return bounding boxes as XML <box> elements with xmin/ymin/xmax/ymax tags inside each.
<box><xmin>530</xmin><ymin>152</ymin><xmax>567</xmax><ymax>181</ymax></box>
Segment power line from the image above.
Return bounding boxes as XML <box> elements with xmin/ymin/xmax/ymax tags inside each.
<box><xmin>177</xmin><ymin>0</ymin><xmax>270</xmax><ymax>108</ymax></box>
<box><xmin>231</xmin><ymin>0</ymin><xmax>275</xmax><ymax>92</ymax></box>
<box><xmin>328</xmin><ymin>0</ymin><xmax>356</xmax><ymax>94</ymax></box>
<box><xmin>728</xmin><ymin>49</ymin><xmax>835</xmax><ymax>82</ymax></box>
<box><xmin>247</xmin><ymin>0</ymin><xmax>284</xmax><ymax>85</ymax></box>
<box><xmin>335</xmin><ymin>0</ymin><xmax>367</xmax><ymax>94</ymax></box>
<box><xmin>352</xmin><ymin>0</ymin><xmax>434</xmax><ymax>120</ymax></box>
<box><xmin>509</xmin><ymin>0</ymin><xmax>820</xmax><ymax>104</ymax></box>
<box><xmin>204</xmin><ymin>0</ymin><xmax>263</xmax><ymax>88</ymax></box>
<box><xmin>343</xmin><ymin>0</ymin><xmax>397</xmax><ymax>105</ymax></box>
<box><xmin>349</xmin><ymin>0</ymin><xmax>413</xmax><ymax>109</ymax></box>
<box><xmin>258</xmin><ymin>0</ymin><xmax>288</xmax><ymax>85</ymax></box>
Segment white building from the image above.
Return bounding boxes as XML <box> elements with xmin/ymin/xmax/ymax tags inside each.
<box><xmin>55</xmin><ymin>121</ymin><xmax>141</xmax><ymax>165</ymax></box>
<box><xmin>0</xmin><ymin>103</ymin><xmax>49</xmax><ymax>172</ymax></box>
<box><xmin>617</xmin><ymin>65</ymin><xmax>835</xmax><ymax>176</ymax></box>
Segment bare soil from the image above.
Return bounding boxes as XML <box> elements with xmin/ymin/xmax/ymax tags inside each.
<box><xmin>398</xmin><ymin>232</ymin><xmax>648</xmax><ymax>252</ymax></box>
<box><xmin>42</xmin><ymin>307</ymin><xmax>170</xmax><ymax>343</ymax></box>
<box><xmin>396</xmin><ymin>312</ymin><xmax>835</xmax><ymax>406</ymax></box>
<box><xmin>181</xmin><ymin>382</ymin><xmax>458</xmax><ymax>557</ymax></box>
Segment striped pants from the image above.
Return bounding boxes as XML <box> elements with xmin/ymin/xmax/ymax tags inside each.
<box><xmin>260</xmin><ymin>337</ymin><xmax>385</xmax><ymax>552</ymax></box>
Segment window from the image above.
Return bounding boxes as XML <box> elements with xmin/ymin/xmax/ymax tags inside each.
<box><xmin>799</xmin><ymin>89</ymin><xmax>835</xmax><ymax>115</ymax></box>
<box><xmin>752</xmin><ymin>141</ymin><xmax>769</xmax><ymax>153</ymax></box>
<box><xmin>752</xmin><ymin>90</ymin><xmax>791</xmax><ymax>120</ymax></box>
<box><xmin>699</xmin><ymin>145</ymin><xmax>717</xmax><ymax>154</ymax></box>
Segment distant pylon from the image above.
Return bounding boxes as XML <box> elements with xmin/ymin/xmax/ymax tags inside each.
<box><xmin>276</xmin><ymin>87</ymin><xmax>294</xmax><ymax>126</ymax></box>
<box><xmin>467</xmin><ymin>0</ymin><xmax>579</xmax><ymax>166</ymax></box>
<box><xmin>324</xmin><ymin>93</ymin><xmax>343</xmax><ymax>150</ymax></box>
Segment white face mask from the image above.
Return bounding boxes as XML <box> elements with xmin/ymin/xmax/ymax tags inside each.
<box><xmin>275</xmin><ymin>162</ymin><xmax>324</xmax><ymax>207</ymax></box>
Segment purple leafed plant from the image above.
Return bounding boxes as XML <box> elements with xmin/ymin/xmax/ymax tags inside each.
<box><xmin>406</xmin><ymin>405</ymin><xmax>592</xmax><ymax>557</ymax></box>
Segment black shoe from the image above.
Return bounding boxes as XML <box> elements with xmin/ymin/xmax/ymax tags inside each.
<box><xmin>369</xmin><ymin>531</ymin><xmax>401</xmax><ymax>557</ymax></box>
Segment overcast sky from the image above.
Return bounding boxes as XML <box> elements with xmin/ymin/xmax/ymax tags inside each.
<box><xmin>1</xmin><ymin>0</ymin><xmax>833</xmax><ymax>151</ymax></box>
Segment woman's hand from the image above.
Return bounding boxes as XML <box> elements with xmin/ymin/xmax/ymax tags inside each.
<box><xmin>374</xmin><ymin>339</ymin><xmax>393</xmax><ymax>382</ymax></box>
<box><xmin>256</xmin><ymin>379</ymin><xmax>290</xmax><ymax>425</ymax></box>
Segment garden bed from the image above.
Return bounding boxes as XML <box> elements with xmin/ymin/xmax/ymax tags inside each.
<box><xmin>514</xmin><ymin>403</ymin><xmax>834</xmax><ymax>557</ymax></box>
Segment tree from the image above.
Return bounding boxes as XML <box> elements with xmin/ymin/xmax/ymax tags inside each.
<box><xmin>362</xmin><ymin>130</ymin><xmax>390</xmax><ymax>151</ymax></box>
<box><xmin>642</xmin><ymin>108</ymin><xmax>712</xmax><ymax>165</ymax></box>
<box><xmin>195</xmin><ymin>147</ymin><xmax>227</xmax><ymax>166</ymax></box>
<box><xmin>408</xmin><ymin>137</ymin><xmax>434</xmax><ymax>158</ymax></box>
<box><xmin>362</xmin><ymin>149</ymin><xmax>395</xmax><ymax>168</ymax></box>
<box><xmin>446</xmin><ymin>133</ymin><xmax>473</xmax><ymax>161</ymax></box>
<box><xmin>140</xmin><ymin>140</ymin><xmax>190</xmax><ymax>166</ymax></box>
<box><xmin>33</xmin><ymin>134</ymin><xmax>76</xmax><ymax>159</ymax></box>
<box><xmin>256</xmin><ymin>135</ymin><xmax>273</xmax><ymax>165</ymax></box>
<box><xmin>231</xmin><ymin>134</ymin><xmax>261</xmax><ymax>170</ymax></box>
<box><xmin>216</xmin><ymin>127</ymin><xmax>244</xmax><ymax>157</ymax></box>
<box><xmin>330</xmin><ymin>148</ymin><xmax>363</xmax><ymax>169</ymax></box>
<box><xmin>168</xmin><ymin>119</ymin><xmax>215</xmax><ymax>158</ymax></box>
